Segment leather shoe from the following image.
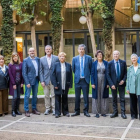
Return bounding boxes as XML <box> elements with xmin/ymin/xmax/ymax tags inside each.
<box><xmin>64</xmin><ymin>113</ymin><xmax>70</xmax><ymax>117</ymax></box>
<box><xmin>71</xmin><ymin>112</ymin><xmax>80</xmax><ymax>117</ymax></box>
<box><xmin>84</xmin><ymin>112</ymin><xmax>90</xmax><ymax>117</ymax></box>
<box><xmin>95</xmin><ymin>114</ymin><xmax>100</xmax><ymax>118</ymax></box>
<box><xmin>121</xmin><ymin>113</ymin><xmax>127</xmax><ymax>119</ymax></box>
<box><xmin>12</xmin><ymin>111</ymin><xmax>16</xmax><ymax>117</ymax></box>
<box><xmin>55</xmin><ymin>114</ymin><xmax>59</xmax><ymax>118</ymax></box>
<box><xmin>32</xmin><ymin>109</ymin><xmax>40</xmax><ymax>115</ymax></box>
<box><xmin>25</xmin><ymin>111</ymin><xmax>30</xmax><ymax>117</ymax></box>
<box><xmin>101</xmin><ymin>114</ymin><xmax>106</xmax><ymax>117</ymax></box>
<box><xmin>110</xmin><ymin>113</ymin><xmax>118</xmax><ymax>118</ymax></box>
<box><xmin>15</xmin><ymin>110</ymin><xmax>22</xmax><ymax>115</ymax></box>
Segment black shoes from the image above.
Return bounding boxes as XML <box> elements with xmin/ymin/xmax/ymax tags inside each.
<box><xmin>63</xmin><ymin>113</ymin><xmax>70</xmax><ymax>117</ymax></box>
<box><xmin>121</xmin><ymin>113</ymin><xmax>127</xmax><ymax>119</ymax></box>
<box><xmin>84</xmin><ymin>112</ymin><xmax>90</xmax><ymax>117</ymax></box>
<box><xmin>110</xmin><ymin>113</ymin><xmax>118</xmax><ymax>118</ymax></box>
<box><xmin>15</xmin><ymin>110</ymin><xmax>22</xmax><ymax>115</ymax></box>
<box><xmin>95</xmin><ymin>114</ymin><xmax>100</xmax><ymax>118</ymax></box>
<box><xmin>55</xmin><ymin>114</ymin><xmax>59</xmax><ymax>118</ymax></box>
<box><xmin>71</xmin><ymin>112</ymin><xmax>80</xmax><ymax>117</ymax></box>
<box><xmin>101</xmin><ymin>114</ymin><xmax>107</xmax><ymax>117</ymax></box>
<box><xmin>12</xmin><ymin>110</ymin><xmax>16</xmax><ymax>117</ymax></box>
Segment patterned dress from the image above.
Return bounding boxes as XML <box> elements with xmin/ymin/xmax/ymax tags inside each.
<box><xmin>92</xmin><ymin>62</ymin><xmax>109</xmax><ymax>114</ymax></box>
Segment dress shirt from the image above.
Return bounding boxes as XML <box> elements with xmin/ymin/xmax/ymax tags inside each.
<box><xmin>134</xmin><ymin>66</ymin><xmax>138</xmax><ymax>73</ymax></box>
<box><xmin>79</xmin><ymin>55</ymin><xmax>85</xmax><ymax>78</ymax></box>
<box><xmin>46</xmin><ymin>55</ymin><xmax>52</xmax><ymax>69</ymax></box>
<box><xmin>30</xmin><ymin>57</ymin><xmax>38</xmax><ymax>76</ymax></box>
<box><xmin>61</xmin><ymin>62</ymin><xmax>66</xmax><ymax>90</ymax></box>
<box><xmin>0</xmin><ymin>65</ymin><xmax>6</xmax><ymax>74</ymax></box>
<box><xmin>114</xmin><ymin>59</ymin><xmax>120</xmax><ymax>76</ymax></box>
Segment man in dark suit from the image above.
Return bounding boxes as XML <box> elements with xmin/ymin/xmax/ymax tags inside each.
<box><xmin>71</xmin><ymin>44</ymin><xmax>92</xmax><ymax>117</ymax></box>
<box><xmin>107</xmin><ymin>50</ymin><xmax>127</xmax><ymax>119</ymax></box>
<box><xmin>22</xmin><ymin>48</ymin><xmax>40</xmax><ymax>117</ymax></box>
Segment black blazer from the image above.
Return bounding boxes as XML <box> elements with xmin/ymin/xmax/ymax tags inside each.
<box><xmin>0</xmin><ymin>66</ymin><xmax>9</xmax><ymax>90</ymax></box>
<box><xmin>51</xmin><ymin>62</ymin><xmax>73</xmax><ymax>95</ymax></box>
<box><xmin>107</xmin><ymin>59</ymin><xmax>127</xmax><ymax>87</ymax></box>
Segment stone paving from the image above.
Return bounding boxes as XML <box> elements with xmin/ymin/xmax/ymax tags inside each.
<box><xmin>0</xmin><ymin>113</ymin><xmax>140</xmax><ymax>140</ymax></box>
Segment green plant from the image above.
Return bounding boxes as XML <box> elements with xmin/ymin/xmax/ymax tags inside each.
<box><xmin>48</xmin><ymin>0</ymin><xmax>66</xmax><ymax>55</ymax></box>
<box><xmin>101</xmin><ymin>0</ymin><xmax>117</xmax><ymax>61</ymax></box>
<box><xmin>1</xmin><ymin>0</ymin><xmax>14</xmax><ymax>64</ymax></box>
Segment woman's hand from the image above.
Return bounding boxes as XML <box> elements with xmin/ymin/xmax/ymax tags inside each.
<box><xmin>126</xmin><ymin>90</ymin><xmax>130</xmax><ymax>94</ymax></box>
<box><xmin>21</xmin><ymin>84</ymin><xmax>23</xmax><ymax>88</ymax></box>
<box><xmin>13</xmin><ymin>85</ymin><xmax>16</xmax><ymax>90</ymax></box>
<box><xmin>55</xmin><ymin>87</ymin><xmax>58</xmax><ymax>89</ymax></box>
<box><xmin>92</xmin><ymin>85</ymin><xmax>95</xmax><ymax>89</ymax></box>
<box><xmin>107</xmin><ymin>85</ymin><xmax>109</xmax><ymax>88</ymax></box>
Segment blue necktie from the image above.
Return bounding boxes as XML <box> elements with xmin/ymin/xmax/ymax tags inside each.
<box><xmin>116</xmin><ymin>61</ymin><xmax>120</xmax><ymax>81</ymax></box>
<box><xmin>81</xmin><ymin>57</ymin><xmax>84</xmax><ymax>77</ymax></box>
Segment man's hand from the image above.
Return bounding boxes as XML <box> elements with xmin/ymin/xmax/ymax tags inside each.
<box><xmin>126</xmin><ymin>90</ymin><xmax>130</xmax><ymax>94</ymax></box>
<box><xmin>107</xmin><ymin>85</ymin><xmax>109</xmax><ymax>88</ymax></box>
<box><xmin>21</xmin><ymin>84</ymin><xmax>23</xmax><ymax>88</ymax></box>
<box><xmin>13</xmin><ymin>85</ymin><xmax>16</xmax><ymax>90</ymax></box>
<box><xmin>92</xmin><ymin>85</ymin><xmax>95</xmax><ymax>89</ymax></box>
<box><xmin>27</xmin><ymin>84</ymin><xmax>31</xmax><ymax>88</ymax></box>
<box><xmin>55</xmin><ymin>87</ymin><xmax>58</xmax><ymax>89</ymax></box>
<box><xmin>119</xmin><ymin>80</ymin><xmax>124</xmax><ymax>85</ymax></box>
<box><xmin>111</xmin><ymin>85</ymin><xmax>116</xmax><ymax>90</ymax></box>
<box><xmin>41</xmin><ymin>82</ymin><xmax>45</xmax><ymax>87</ymax></box>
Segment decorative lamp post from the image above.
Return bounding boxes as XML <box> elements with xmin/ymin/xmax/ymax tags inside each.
<box><xmin>133</xmin><ymin>14</ymin><xmax>140</xmax><ymax>22</ymax></box>
<box><xmin>79</xmin><ymin>16</ymin><xmax>87</xmax><ymax>24</ymax></box>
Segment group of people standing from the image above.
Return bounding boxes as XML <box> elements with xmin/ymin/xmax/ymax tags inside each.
<box><xmin>0</xmin><ymin>44</ymin><xmax>140</xmax><ymax>120</ymax></box>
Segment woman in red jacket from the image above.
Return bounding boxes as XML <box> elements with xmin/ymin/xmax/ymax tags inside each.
<box><xmin>9</xmin><ymin>52</ymin><xmax>24</xmax><ymax>117</ymax></box>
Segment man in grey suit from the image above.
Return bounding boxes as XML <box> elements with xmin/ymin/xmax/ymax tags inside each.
<box><xmin>40</xmin><ymin>45</ymin><xmax>59</xmax><ymax>115</ymax></box>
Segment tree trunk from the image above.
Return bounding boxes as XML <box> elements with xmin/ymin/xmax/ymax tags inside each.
<box><xmin>13</xmin><ymin>11</ymin><xmax>17</xmax><ymax>52</ymax></box>
<box><xmin>86</xmin><ymin>11</ymin><xmax>96</xmax><ymax>59</ymax></box>
<box><xmin>30</xmin><ymin>18</ymin><xmax>37</xmax><ymax>56</ymax></box>
<box><xmin>59</xmin><ymin>24</ymin><xmax>64</xmax><ymax>52</ymax></box>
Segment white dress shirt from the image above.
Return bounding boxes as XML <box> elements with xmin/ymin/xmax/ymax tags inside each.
<box><xmin>134</xmin><ymin>66</ymin><xmax>138</xmax><ymax>73</ymax></box>
<box><xmin>79</xmin><ymin>55</ymin><xmax>85</xmax><ymax>78</ymax></box>
<box><xmin>30</xmin><ymin>57</ymin><xmax>38</xmax><ymax>76</ymax></box>
<box><xmin>0</xmin><ymin>65</ymin><xmax>6</xmax><ymax>74</ymax></box>
<box><xmin>46</xmin><ymin>55</ymin><xmax>52</xmax><ymax>69</ymax></box>
<box><xmin>61</xmin><ymin>62</ymin><xmax>66</xmax><ymax>90</ymax></box>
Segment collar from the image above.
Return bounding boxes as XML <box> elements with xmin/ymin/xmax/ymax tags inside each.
<box><xmin>79</xmin><ymin>54</ymin><xmax>85</xmax><ymax>58</ymax></box>
<box><xmin>29</xmin><ymin>56</ymin><xmax>36</xmax><ymax>60</ymax></box>
<box><xmin>0</xmin><ymin>64</ymin><xmax>5</xmax><ymax>69</ymax></box>
<box><xmin>114</xmin><ymin>59</ymin><xmax>120</xmax><ymax>63</ymax></box>
<box><xmin>46</xmin><ymin>54</ymin><xmax>52</xmax><ymax>59</ymax></box>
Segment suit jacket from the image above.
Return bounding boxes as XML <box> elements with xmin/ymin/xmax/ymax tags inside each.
<box><xmin>72</xmin><ymin>55</ymin><xmax>92</xmax><ymax>84</ymax></box>
<box><xmin>107</xmin><ymin>59</ymin><xmax>127</xmax><ymax>87</ymax></box>
<box><xmin>40</xmin><ymin>55</ymin><xmax>59</xmax><ymax>85</ymax></box>
<box><xmin>22</xmin><ymin>57</ymin><xmax>40</xmax><ymax>85</ymax></box>
<box><xmin>126</xmin><ymin>64</ymin><xmax>140</xmax><ymax>95</ymax></box>
<box><xmin>8</xmin><ymin>63</ymin><xmax>24</xmax><ymax>96</ymax></box>
<box><xmin>51</xmin><ymin>62</ymin><xmax>73</xmax><ymax>95</ymax></box>
<box><xmin>0</xmin><ymin>65</ymin><xmax>9</xmax><ymax>90</ymax></box>
<box><xmin>91</xmin><ymin>60</ymin><xmax>109</xmax><ymax>99</ymax></box>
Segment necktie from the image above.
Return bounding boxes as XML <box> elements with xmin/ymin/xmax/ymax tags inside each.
<box><xmin>81</xmin><ymin>57</ymin><xmax>84</xmax><ymax>77</ymax></box>
<box><xmin>116</xmin><ymin>61</ymin><xmax>120</xmax><ymax>81</ymax></box>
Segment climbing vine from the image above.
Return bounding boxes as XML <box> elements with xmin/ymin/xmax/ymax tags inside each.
<box><xmin>101</xmin><ymin>0</ymin><xmax>117</xmax><ymax>61</ymax></box>
<box><xmin>1</xmin><ymin>0</ymin><xmax>14</xmax><ymax>64</ymax></box>
<box><xmin>48</xmin><ymin>0</ymin><xmax>66</xmax><ymax>55</ymax></box>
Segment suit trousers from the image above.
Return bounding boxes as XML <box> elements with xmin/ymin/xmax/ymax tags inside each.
<box><xmin>0</xmin><ymin>89</ymin><xmax>8</xmax><ymax>115</ymax></box>
<box><xmin>75</xmin><ymin>79</ymin><xmax>89</xmax><ymax>113</ymax></box>
<box><xmin>55</xmin><ymin>90</ymin><xmax>69</xmax><ymax>115</ymax></box>
<box><xmin>43</xmin><ymin>81</ymin><xmax>55</xmax><ymax>110</ymax></box>
<box><xmin>111</xmin><ymin>83</ymin><xmax>125</xmax><ymax>114</ymax></box>
<box><xmin>130</xmin><ymin>94</ymin><xmax>140</xmax><ymax>118</ymax></box>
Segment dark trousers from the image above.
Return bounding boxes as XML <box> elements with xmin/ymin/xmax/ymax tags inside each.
<box><xmin>130</xmin><ymin>94</ymin><xmax>140</xmax><ymax>118</ymax></box>
<box><xmin>55</xmin><ymin>90</ymin><xmax>69</xmax><ymax>115</ymax></box>
<box><xmin>111</xmin><ymin>83</ymin><xmax>125</xmax><ymax>114</ymax></box>
<box><xmin>75</xmin><ymin>79</ymin><xmax>89</xmax><ymax>113</ymax></box>
<box><xmin>12</xmin><ymin>83</ymin><xmax>21</xmax><ymax>111</ymax></box>
<box><xmin>0</xmin><ymin>89</ymin><xmax>8</xmax><ymax>115</ymax></box>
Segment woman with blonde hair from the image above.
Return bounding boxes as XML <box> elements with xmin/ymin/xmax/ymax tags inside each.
<box><xmin>9</xmin><ymin>52</ymin><xmax>24</xmax><ymax>117</ymax></box>
<box><xmin>0</xmin><ymin>55</ymin><xmax>9</xmax><ymax>117</ymax></box>
<box><xmin>51</xmin><ymin>52</ymin><xmax>73</xmax><ymax>118</ymax></box>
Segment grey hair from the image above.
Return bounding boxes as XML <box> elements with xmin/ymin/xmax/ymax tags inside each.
<box><xmin>78</xmin><ymin>44</ymin><xmax>86</xmax><ymax>50</ymax></box>
<box><xmin>45</xmin><ymin>45</ymin><xmax>52</xmax><ymax>49</ymax></box>
<box><xmin>113</xmin><ymin>50</ymin><xmax>120</xmax><ymax>55</ymax></box>
<box><xmin>131</xmin><ymin>54</ymin><xmax>138</xmax><ymax>60</ymax></box>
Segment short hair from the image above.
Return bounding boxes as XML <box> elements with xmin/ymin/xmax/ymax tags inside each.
<box><xmin>78</xmin><ymin>44</ymin><xmax>86</xmax><ymax>50</ymax></box>
<box><xmin>113</xmin><ymin>50</ymin><xmax>120</xmax><ymax>55</ymax></box>
<box><xmin>10</xmin><ymin>52</ymin><xmax>21</xmax><ymax>65</ymax></box>
<box><xmin>58</xmin><ymin>52</ymin><xmax>66</xmax><ymax>58</ymax></box>
<box><xmin>131</xmin><ymin>54</ymin><xmax>138</xmax><ymax>60</ymax></box>
<box><xmin>0</xmin><ymin>55</ymin><xmax>4</xmax><ymax>60</ymax></box>
<box><xmin>95</xmin><ymin>50</ymin><xmax>104</xmax><ymax>59</ymax></box>
<box><xmin>45</xmin><ymin>45</ymin><xmax>52</xmax><ymax>49</ymax></box>
<box><xmin>28</xmin><ymin>47</ymin><xmax>35</xmax><ymax>51</ymax></box>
